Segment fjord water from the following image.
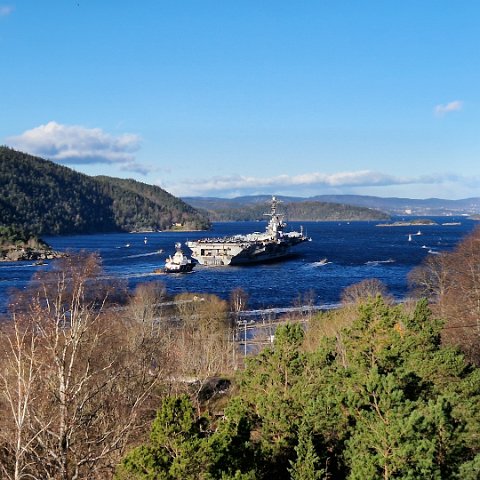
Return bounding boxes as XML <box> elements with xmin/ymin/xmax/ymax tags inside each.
<box><xmin>0</xmin><ymin>218</ymin><xmax>477</xmax><ymax>314</ymax></box>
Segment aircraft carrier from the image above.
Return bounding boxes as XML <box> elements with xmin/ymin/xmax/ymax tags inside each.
<box><xmin>185</xmin><ymin>197</ymin><xmax>310</xmax><ymax>266</ymax></box>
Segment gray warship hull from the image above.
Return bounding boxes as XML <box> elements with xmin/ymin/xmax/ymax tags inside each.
<box><xmin>186</xmin><ymin>236</ymin><xmax>305</xmax><ymax>266</ymax></box>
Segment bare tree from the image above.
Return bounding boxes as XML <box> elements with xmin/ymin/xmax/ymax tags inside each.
<box><xmin>408</xmin><ymin>253</ymin><xmax>453</xmax><ymax>306</ymax></box>
<box><xmin>341</xmin><ymin>278</ymin><xmax>391</xmax><ymax>305</ymax></box>
<box><xmin>229</xmin><ymin>288</ymin><xmax>249</xmax><ymax>368</ymax></box>
<box><xmin>124</xmin><ymin>281</ymin><xmax>178</xmax><ymax>399</ymax></box>
<box><xmin>409</xmin><ymin>227</ymin><xmax>480</xmax><ymax>364</ymax></box>
<box><xmin>230</xmin><ymin>287</ymin><xmax>248</xmax><ymax>320</ymax></box>
<box><xmin>0</xmin><ymin>316</ymin><xmax>41</xmax><ymax>480</ymax></box>
<box><xmin>0</xmin><ymin>253</ymin><xmax>160</xmax><ymax>479</ymax></box>
<box><xmin>293</xmin><ymin>289</ymin><xmax>317</xmax><ymax>321</ymax></box>
<box><xmin>172</xmin><ymin>293</ymin><xmax>235</xmax><ymax>407</ymax></box>
<box><xmin>127</xmin><ymin>281</ymin><xmax>167</xmax><ymax>334</ymax></box>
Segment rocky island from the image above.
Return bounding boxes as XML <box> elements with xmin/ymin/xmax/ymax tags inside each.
<box><xmin>376</xmin><ymin>218</ymin><xmax>438</xmax><ymax>227</ymax></box>
<box><xmin>0</xmin><ymin>226</ymin><xmax>64</xmax><ymax>262</ymax></box>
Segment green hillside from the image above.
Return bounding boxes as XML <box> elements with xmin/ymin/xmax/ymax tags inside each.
<box><xmin>0</xmin><ymin>146</ymin><xmax>209</xmax><ymax>235</ymax></box>
<box><xmin>186</xmin><ymin>197</ymin><xmax>390</xmax><ymax>222</ymax></box>
<box><xmin>94</xmin><ymin>175</ymin><xmax>210</xmax><ymax>232</ymax></box>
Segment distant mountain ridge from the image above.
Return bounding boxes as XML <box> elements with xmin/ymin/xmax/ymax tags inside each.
<box><xmin>183</xmin><ymin>196</ymin><xmax>390</xmax><ymax>222</ymax></box>
<box><xmin>183</xmin><ymin>194</ymin><xmax>480</xmax><ymax>217</ymax></box>
<box><xmin>0</xmin><ymin>147</ymin><xmax>209</xmax><ymax>235</ymax></box>
<box><xmin>310</xmin><ymin>194</ymin><xmax>480</xmax><ymax>215</ymax></box>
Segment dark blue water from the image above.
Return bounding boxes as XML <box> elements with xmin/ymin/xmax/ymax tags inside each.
<box><xmin>1</xmin><ymin>218</ymin><xmax>477</xmax><ymax>313</ymax></box>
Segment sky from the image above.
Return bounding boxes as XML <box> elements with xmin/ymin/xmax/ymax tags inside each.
<box><xmin>1</xmin><ymin>1</ymin><xmax>479</xmax><ymax>199</ymax></box>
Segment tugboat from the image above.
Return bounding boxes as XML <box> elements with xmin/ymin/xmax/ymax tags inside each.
<box><xmin>164</xmin><ymin>243</ymin><xmax>196</xmax><ymax>273</ymax></box>
<box><xmin>186</xmin><ymin>196</ymin><xmax>310</xmax><ymax>266</ymax></box>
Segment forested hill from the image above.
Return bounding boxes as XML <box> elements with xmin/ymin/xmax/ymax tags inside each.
<box><xmin>94</xmin><ymin>175</ymin><xmax>210</xmax><ymax>232</ymax></box>
<box><xmin>0</xmin><ymin>147</ymin><xmax>209</xmax><ymax>235</ymax></box>
<box><xmin>184</xmin><ymin>197</ymin><xmax>390</xmax><ymax>222</ymax></box>
<box><xmin>185</xmin><ymin>194</ymin><xmax>480</xmax><ymax>216</ymax></box>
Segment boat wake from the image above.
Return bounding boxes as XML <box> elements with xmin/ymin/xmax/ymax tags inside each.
<box><xmin>124</xmin><ymin>250</ymin><xmax>163</xmax><ymax>259</ymax></box>
<box><xmin>311</xmin><ymin>259</ymin><xmax>332</xmax><ymax>267</ymax></box>
<box><xmin>0</xmin><ymin>263</ymin><xmax>45</xmax><ymax>269</ymax></box>
<box><xmin>99</xmin><ymin>272</ymin><xmax>162</xmax><ymax>281</ymax></box>
<box><xmin>365</xmin><ymin>259</ymin><xmax>395</xmax><ymax>266</ymax></box>
<box><xmin>238</xmin><ymin>302</ymin><xmax>340</xmax><ymax>320</ymax></box>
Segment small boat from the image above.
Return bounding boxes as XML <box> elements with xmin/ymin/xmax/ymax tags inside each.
<box><xmin>408</xmin><ymin>234</ymin><xmax>412</xmax><ymax>242</ymax></box>
<box><xmin>164</xmin><ymin>243</ymin><xmax>196</xmax><ymax>273</ymax></box>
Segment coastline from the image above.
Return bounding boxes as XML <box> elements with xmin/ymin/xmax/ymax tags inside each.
<box><xmin>0</xmin><ymin>247</ymin><xmax>66</xmax><ymax>262</ymax></box>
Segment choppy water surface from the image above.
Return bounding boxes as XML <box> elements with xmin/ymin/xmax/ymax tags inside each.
<box><xmin>0</xmin><ymin>218</ymin><xmax>477</xmax><ymax>313</ymax></box>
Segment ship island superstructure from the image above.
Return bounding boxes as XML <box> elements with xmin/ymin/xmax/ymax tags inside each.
<box><xmin>186</xmin><ymin>197</ymin><xmax>310</xmax><ymax>266</ymax></box>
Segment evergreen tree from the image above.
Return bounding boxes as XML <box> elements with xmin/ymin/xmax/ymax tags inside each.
<box><xmin>117</xmin><ymin>298</ymin><xmax>480</xmax><ymax>480</ymax></box>
<box><xmin>117</xmin><ymin>395</ymin><xmax>207</xmax><ymax>479</ymax></box>
<box><xmin>116</xmin><ymin>395</ymin><xmax>257</xmax><ymax>480</ymax></box>
<box><xmin>288</xmin><ymin>421</ymin><xmax>325</xmax><ymax>480</ymax></box>
<box><xmin>239</xmin><ymin>323</ymin><xmax>307</xmax><ymax>476</ymax></box>
<box><xmin>340</xmin><ymin>298</ymin><xmax>475</xmax><ymax>479</ymax></box>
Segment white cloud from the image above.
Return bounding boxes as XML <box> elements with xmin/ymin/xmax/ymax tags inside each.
<box><xmin>163</xmin><ymin>170</ymin><xmax>464</xmax><ymax>197</ymax></box>
<box><xmin>0</xmin><ymin>5</ymin><xmax>13</xmax><ymax>16</ymax></box>
<box><xmin>434</xmin><ymin>100</ymin><xmax>463</xmax><ymax>117</ymax></box>
<box><xmin>7</xmin><ymin>121</ymin><xmax>153</xmax><ymax>174</ymax></box>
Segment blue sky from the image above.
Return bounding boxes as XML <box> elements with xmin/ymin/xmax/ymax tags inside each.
<box><xmin>1</xmin><ymin>1</ymin><xmax>479</xmax><ymax>199</ymax></box>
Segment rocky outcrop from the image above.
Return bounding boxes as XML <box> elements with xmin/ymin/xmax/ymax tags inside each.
<box><xmin>0</xmin><ymin>246</ymin><xmax>65</xmax><ymax>262</ymax></box>
<box><xmin>0</xmin><ymin>226</ymin><xmax>65</xmax><ymax>262</ymax></box>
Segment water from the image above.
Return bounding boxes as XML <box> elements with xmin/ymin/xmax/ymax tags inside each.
<box><xmin>0</xmin><ymin>218</ymin><xmax>477</xmax><ymax>314</ymax></box>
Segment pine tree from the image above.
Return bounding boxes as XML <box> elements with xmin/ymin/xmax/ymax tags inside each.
<box><xmin>289</xmin><ymin>421</ymin><xmax>325</xmax><ymax>480</ymax></box>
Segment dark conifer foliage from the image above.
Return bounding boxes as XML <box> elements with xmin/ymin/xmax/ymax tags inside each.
<box><xmin>0</xmin><ymin>146</ymin><xmax>210</xmax><ymax>235</ymax></box>
<box><xmin>117</xmin><ymin>299</ymin><xmax>480</xmax><ymax>479</ymax></box>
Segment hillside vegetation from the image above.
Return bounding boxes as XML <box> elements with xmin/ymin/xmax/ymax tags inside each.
<box><xmin>0</xmin><ymin>147</ymin><xmax>209</xmax><ymax>235</ymax></box>
<box><xmin>185</xmin><ymin>197</ymin><xmax>390</xmax><ymax>222</ymax></box>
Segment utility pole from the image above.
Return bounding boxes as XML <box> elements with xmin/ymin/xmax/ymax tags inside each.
<box><xmin>232</xmin><ymin>327</ymin><xmax>237</xmax><ymax>370</ymax></box>
<box><xmin>244</xmin><ymin>321</ymin><xmax>247</xmax><ymax>358</ymax></box>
